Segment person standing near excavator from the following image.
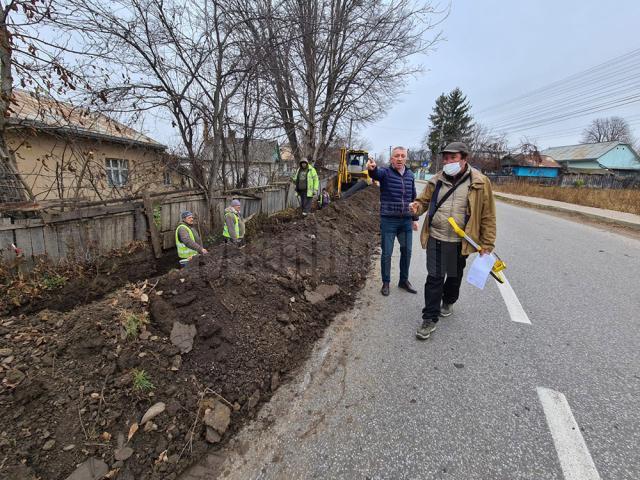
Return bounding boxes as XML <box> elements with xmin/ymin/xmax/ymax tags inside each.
<box><xmin>367</xmin><ymin>146</ymin><xmax>419</xmax><ymax>296</ymax></box>
<box><xmin>291</xmin><ymin>158</ymin><xmax>319</xmax><ymax>216</ymax></box>
<box><xmin>409</xmin><ymin>141</ymin><xmax>496</xmax><ymax>340</ymax></box>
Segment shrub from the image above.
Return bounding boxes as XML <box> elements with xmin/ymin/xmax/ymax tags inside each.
<box><xmin>41</xmin><ymin>273</ymin><xmax>67</xmax><ymax>290</ymax></box>
<box><xmin>122</xmin><ymin>311</ymin><xmax>148</xmax><ymax>339</ymax></box>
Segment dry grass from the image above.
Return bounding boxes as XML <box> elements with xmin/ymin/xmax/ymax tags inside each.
<box><xmin>495</xmin><ymin>183</ymin><xmax>640</xmax><ymax>215</ymax></box>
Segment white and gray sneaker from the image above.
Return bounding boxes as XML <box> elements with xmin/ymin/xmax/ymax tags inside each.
<box><xmin>440</xmin><ymin>303</ymin><xmax>453</xmax><ymax>317</ymax></box>
<box><xmin>416</xmin><ymin>319</ymin><xmax>437</xmax><ymax>340</ymax></box>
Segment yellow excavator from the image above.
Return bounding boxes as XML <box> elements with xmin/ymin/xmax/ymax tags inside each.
<box><xmin>337</xmin><ymin>148</ymin><xmax>370</xmax><ymax>196</ymax></box>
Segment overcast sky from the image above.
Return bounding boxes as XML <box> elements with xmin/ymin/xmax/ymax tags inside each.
<box><xmin>362</xmin><ymin>0</ymin><xmax>640</xmax><ymax>159</ymax></box>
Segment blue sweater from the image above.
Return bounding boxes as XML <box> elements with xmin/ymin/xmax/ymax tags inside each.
<box><xmin>370</xmin><ymin>166</ymin><xmax>418</xmax><ymax>219</ymax></box>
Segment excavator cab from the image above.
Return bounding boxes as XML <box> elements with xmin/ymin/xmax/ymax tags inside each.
<box><xmin>337</xmin><ymin>148</ymin><xmax>370</xmax><ymax>196</ymax></box>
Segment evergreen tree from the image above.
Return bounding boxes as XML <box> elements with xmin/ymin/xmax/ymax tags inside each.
<box><xmin>426</xmin><ymin>88</ymin><xmax>474</xmax><ymax>159</ymax></box>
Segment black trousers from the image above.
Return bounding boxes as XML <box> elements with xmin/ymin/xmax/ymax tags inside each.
<box><xmin>422</xmin><ymin>237</ymin><xmax>468</xmax><ymax>322</ymax></box>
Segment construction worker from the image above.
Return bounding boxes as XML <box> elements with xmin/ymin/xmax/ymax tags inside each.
<box><xmin>175</xmin><ymin>211</ymin><xmax>207</xmax><ymax>266</ymax></box>
<box><xmin>222</xmin><ymin>199</ymin><xmax>245</xmax><ymax>245</ymax></box>
<box><xmin>409</xmin><ymin>142</ymin><xmax>496</xmax><ymax>340</ymax></box>
<box><xmin>291</xmin><ymin>159</ymin><xmax>319</xmax><ymax>216</ymax></box>
<box><xmin>318</xmin><ymin>187</ymin><xmax>331</xmax><ymax>209</ymax></box>
<box><xmin>367</xmin><ymin>146</ymin><xmax>419</xmax><ymax>297</ymax></box>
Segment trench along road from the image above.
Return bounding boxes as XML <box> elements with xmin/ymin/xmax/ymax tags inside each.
<box><xmin>182</xmin><ymin>191</ymin><xmax>640</xmax><ymax>480</ymax></box>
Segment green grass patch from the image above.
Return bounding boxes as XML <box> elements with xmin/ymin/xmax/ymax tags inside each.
<box><xmin>132</xmin><ymin>369</ymin><xmax>155</xmax><ymax>391</ymax></box>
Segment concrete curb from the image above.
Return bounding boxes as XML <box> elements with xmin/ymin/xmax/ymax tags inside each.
<box><xmin>494</xmin><ymin>193</ymin><xmax>640</xmax><ymax>231</ymax></box>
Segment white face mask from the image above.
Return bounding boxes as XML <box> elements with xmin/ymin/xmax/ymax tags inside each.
<box><xmin>443</xmin><ymin>162</ymin><xmax>462</xmax><ymax>176</ymax></box>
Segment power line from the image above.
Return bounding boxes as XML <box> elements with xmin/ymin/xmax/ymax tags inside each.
<box><xmin>524</xmin><ymin>117</ymin><xmax>640</xmax><ymax>143</ymax></box>
<box><xmin>481</xmin><ymin>57</ymin><xmax>640</xmax><ymax>120</ymax></box>
<box><xmin>484</xmin><ymin>73</ymin><xmax>640</xmax><ymax>127</ymax></box>
<box><xmin>489</xmin><ymin>82</ymin><xmax>640</xmax><ymax>130</ymax></box>
<box><xmin>476</xmin><ymin>47</ymin><xmax>640</xmax><ymax>115</ymax></box>
<box><xmin>474</xmin><ymin>47</ymin><xmax>640</xmax><ymax>137</ymax></box>
<box><xmin>482</xmin><ymin>57</ymin><xmax>640</xmax><ymax>121</ymax></box>
<box><xmin>492</xmin><ymin>95</ymin><xmax>640</xmax><ymax>134</ymax></box>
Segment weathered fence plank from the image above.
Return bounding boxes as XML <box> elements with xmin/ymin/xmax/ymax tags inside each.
<box><xmin>30</xmin><ymin>227</ymin><xmax>46</xmax><ymax>257</ymax></box>
<box><xmin>160</xmin><ymin>202</ymin><xmax>171</xmax><ymax>234</ymax></box>
<box><xmin>54</xmin><ymin>223</ymin><xmax>70</xmax><ymax>259</ymax></box>
<box><xmin>14</xmin><ymin>228</ymin><xmax>33</xmax><ymax>259</ymax></box>
<box><xmin>43</xmin><ymin>225</ymin><xmax>59</xmax><ymax>259</ymax></box>
<box><xmin>0</xmin><ymin>230</ymin><xmax>15</xmax><ymax>254</ymax></box>
<box><xmin>143</xmin><ymin>193</ymin><xmax>162</xmax><ymax>259</ymax></box>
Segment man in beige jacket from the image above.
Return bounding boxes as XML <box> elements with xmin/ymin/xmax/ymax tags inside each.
<box><xmin>409</xmin><ymin>142</ymin><xmax>496</xmax><ymax>340</ymax></box>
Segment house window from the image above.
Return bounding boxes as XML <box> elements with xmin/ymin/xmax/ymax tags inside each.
<box><xmin>105</xmin><ymin>158</ymin><xmax>129</xmax><ymax>187</ymax></box>
<box><xmin>163</xmin><ymin>170</ymin><xmax>172</xmax><ymax>185</ymax></box>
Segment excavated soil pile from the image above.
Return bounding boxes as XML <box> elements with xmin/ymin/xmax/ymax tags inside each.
<box><xmin>0</xmin><ymin>187</ymin><xmax>380</xmax><ymax>480</ymax></box>
<box><xmin>154</xmin><ymin>185</ymin><xmax>380</xmax><ymax>406</ymax></box>
<box><xmin>2</xmin><ymin>248</ymin><xmax>178</xmax><ymax>317</ymax></box>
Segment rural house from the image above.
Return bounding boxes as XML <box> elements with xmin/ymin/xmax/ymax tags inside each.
<box><xmin>4</xmin><ymin>90</ymin><xmax>183</xmax><ymax>203</ymax></box>
<box><xmin>229</xmin><ymin>138</ymin><xmax>284</xmax><ymax>186</ymax></box>
<box><xmin>500</xmin><ymin>153</ymin><xmax>561</xmax><ymax>178</ymax></box>
<box><xmin>199</xmin><ymin>137</ymin><xmax>290</xmax><ymax>188</ymax></box>
<box><xmin>541</xmin><ymin>141</ymin><xmax>640</xmax><ymax>175</ymax></box>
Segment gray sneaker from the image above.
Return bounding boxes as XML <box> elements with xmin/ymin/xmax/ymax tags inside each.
<box><xmin>440</xmin><ymin>303</ymin><xmax>453</xmax><ymax>317</ymax></box>
<box><xmin>416</xmin><ymin>319</ymin><xmax>437</xmax><ymax>340</ymax></box>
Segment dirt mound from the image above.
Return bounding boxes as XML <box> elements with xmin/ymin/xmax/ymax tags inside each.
<box><xmin>2</xmin><ymin>248</ymin><xmax>178</xmax><ymax>317</ymax></box>
<box><xmin>0</xmin><ymin>187</ymin><xmax>380</xmax><ymax>479</ymax></box>
<box><xmin>155</xmin><ymin>187</ymin><xmax>379</xmax><ymax>405</ymax></box>
<box><xmin>0</xmin><ymin>295</ymin><xmax>203</xmax><ymax>480</ymax></box>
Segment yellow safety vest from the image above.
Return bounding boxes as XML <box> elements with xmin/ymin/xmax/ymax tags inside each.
<box><xmin>175</xmin><ymin>224</ymin><xmax>197</xmax><ymax>259</ymax></box>
<box><xmin>222</xmin><ymin>211</ymin><xmax>240</xmax><ymax>239</ymax></box>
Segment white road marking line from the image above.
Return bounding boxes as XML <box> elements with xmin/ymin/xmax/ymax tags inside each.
<box><xmin>495</xmin><ymin>274</ymin><xmax>531</xmax><ymax>324</ymax></box>
<box><xmin>537</xmin><ymin>387</ymin><xmax>602</xmax><ymax>480</ymax></box>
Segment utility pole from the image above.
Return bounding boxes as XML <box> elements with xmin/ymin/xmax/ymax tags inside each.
<box><xmin>347</xmin><ymin>118</ymin><xmax>353</xmax><ymax>148</ymax></box>
<box><xmin>436</xmin><ymin>120</ymin><xmax>445</xmax><ymax>172</ymax></box>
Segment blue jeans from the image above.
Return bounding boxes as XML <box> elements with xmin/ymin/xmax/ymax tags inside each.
<box><xmin>380</xmin><ymin>216</ymin><xmax>413</xmax><ymax>284</ymax></box>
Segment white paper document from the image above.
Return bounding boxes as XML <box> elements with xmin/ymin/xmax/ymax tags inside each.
<box><xmin>466</xmin><ymin>253</ymin><xmax>496</xmax><ymax>290</ymax></box>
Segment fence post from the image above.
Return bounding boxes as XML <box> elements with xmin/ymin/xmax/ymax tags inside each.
<box><xmin>142</xmin><ymin>192</ymin><xmax>163</xmax><ymax>259</ymax></box>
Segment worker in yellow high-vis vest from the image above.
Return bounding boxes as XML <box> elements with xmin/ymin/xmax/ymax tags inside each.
<box><xmin>175</xmin><ymin>211</ymin><xmax>207</xmax><ymax>266</ymax></box>
<box><xmin>222</xmin><ymin>199</ymin><xmax>246</xmax><ymax>246</ymax></box>
<box><xmin>290</xmin><ymin>159</ymin><xmax>319</xmax><ymax>216</ymax></box>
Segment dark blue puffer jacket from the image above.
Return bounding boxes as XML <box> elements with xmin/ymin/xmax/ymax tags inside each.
<box><xmin>370</xmin><ymin>166</ymin><xmax>418</xmax><ymax>219</ymax></box>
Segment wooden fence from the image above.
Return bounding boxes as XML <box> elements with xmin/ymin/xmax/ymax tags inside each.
<box><xmin>488</xmin><ymin>173</ymin><xmax>640</xmax><ymax>189</ymax></box>
<box><xmin>559</xmin><ymin>173</ymin><xmax>640</xmax><ymax>189</ymax></box>
<box><xmin>0</xmin><ymin>176</ymin><xmax>334</xmax><ymax>267</ymax></box>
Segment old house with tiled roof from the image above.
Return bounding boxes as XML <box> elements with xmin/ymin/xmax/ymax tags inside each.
<box><xmin>3</xmin><ymin>90</ymin><xmax>182</xmax><ymax>202</ymax></box>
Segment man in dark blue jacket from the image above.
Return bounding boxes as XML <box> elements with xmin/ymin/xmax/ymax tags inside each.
<box><xmin>367</xmin><ymin>147</ymin><xmax>419</xmax><ymax>296</ymax></box>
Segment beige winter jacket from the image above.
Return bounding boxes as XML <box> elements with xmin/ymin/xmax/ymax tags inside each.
<box><xmin>413</xmin><ymin>167</ymin><xmax>497</xmax><ymax>256</ymax></box>
<box><xmin>429</xmin><ymin>174</ymin><xmax>471</xmax><ymax>242</ymax></box>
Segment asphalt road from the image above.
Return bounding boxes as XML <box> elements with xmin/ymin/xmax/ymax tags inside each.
<box><xmin>183</xmin><ymin>198</ymin><xmax>640</xmax><ymax>480</ymax></box>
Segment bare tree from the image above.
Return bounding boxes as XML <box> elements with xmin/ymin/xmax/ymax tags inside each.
<box><xmin>581</xmin><ymin>116</ymin><xmax>635</xmax><ymax>144</ymax></box>
<box><xmin>60</xmin><ymin>0</ymin><xmax>257</xmax><ymax>205</ymax></box>
<box><xmin>236</xmin><ymin>0</ymin><xmax>442</xmax><ymax>166</ymax></box>
<box><xmin>0</xmin><ymin>0</ymin><xmax>96</xmax><ymax>201</ymax></box>
<box><xmin>468</xmin><ymin>123</ymin><xmax>508</xmax><ymax>173</ymax></box>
